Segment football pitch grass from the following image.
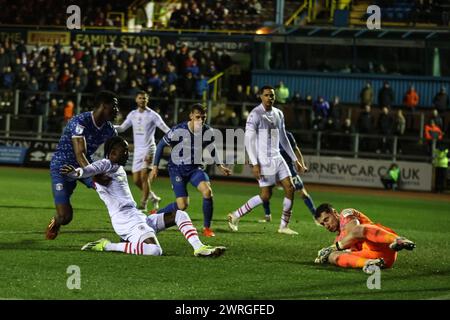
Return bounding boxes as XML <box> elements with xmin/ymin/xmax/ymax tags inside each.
<box><xmin>0</xmin><ymin>166</ymin><xmax>449</xmax><ymax>300</ymax></box>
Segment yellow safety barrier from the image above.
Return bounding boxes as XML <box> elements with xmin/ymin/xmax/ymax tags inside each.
<box><xmin>285</xmin><ymin>0</ymin><xmax>308</xmax><ymax>26</ymax></box>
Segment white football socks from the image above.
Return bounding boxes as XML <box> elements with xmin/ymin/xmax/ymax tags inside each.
<box><xmin>175</xmin><ymin>210</ymin><xmax>203</xmax><ymax>251</ymax></box>
<box><xmin>233</xmin><ymin>195</ymin><xmax>263</xmax><ymax>218</ymax></box>
<box><xmin>280</xmin><ymin>197</ymin><xmax>293</xmax><ymax>229</ymax></box>
<box><xmin>105</xmin><ymin>242</ymin><xmax>162</xmax><ymax>256</ymax></box>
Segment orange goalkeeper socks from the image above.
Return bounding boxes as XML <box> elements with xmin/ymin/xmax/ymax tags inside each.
<box><xmin>335</xmin><ymin>254</ymin><xmax>367</xmax><ymax>268</ymax></box>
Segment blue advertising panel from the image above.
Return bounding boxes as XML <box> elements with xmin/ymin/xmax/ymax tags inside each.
<box><xmin>0</xmin><ymin>146</ymin><xmax>27</xmax><ymax>164</ymax></box>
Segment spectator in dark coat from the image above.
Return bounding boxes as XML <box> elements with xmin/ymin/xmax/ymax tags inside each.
<box><xmin>357</xmin><ymin>104</ymin><xmax>374</xmax><ymax>134</ymax></box>
<box><xmin>180</xmin><ymin>71</ymin><xmax>196</xmax><ymax>99</ymax></box>
<box><xmin>433</xmin><ymin>86</ymin><xmax>449</xmax><ymax>112</ymax></box>
<box><xmin>378</xmin><ymin>81</ymin><xmax>395</xmax><ymax>108</ymax></box>
<box><xmin>357</xmin><ymin>104</ymin><xmax>375</xmax><ymax>151</ymax></box>
<box><xmin>377</xmin><ymin>106</ymin><xmax>394</xmax><ymax>153</ymax></box>
<box><xmin>340</xmin><ymin>118</ymin><xmax>355</xmax><ymax>151</ymax></box>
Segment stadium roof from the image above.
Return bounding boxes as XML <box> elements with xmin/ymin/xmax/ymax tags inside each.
<box><xmin>256</xmin><ymin>25</ymin><xmax>450</xmax><ymax>48</ymax></box>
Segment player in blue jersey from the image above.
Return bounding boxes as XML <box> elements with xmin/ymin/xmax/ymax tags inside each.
<box><xmin>46</xmin><ymin>90</ymin><xmax>119</xmax><ymax>240</ymax></box>
<box><xmin>150</xmin><ymin>103</ymin><xmax>231</xmax><ymax>237</ymax></box>
<box><xmin>260</xmin><ymin>131</ymin><xmax>316</xmax><ymax>223</ymax></box>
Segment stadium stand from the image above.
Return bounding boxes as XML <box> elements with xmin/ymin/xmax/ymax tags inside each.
<box><xmin>349</xmin><ymin>0</ymin><xmax>450</xmax><ymax>27</ymax></box>
<box><xmin>0</xmin><ymin>0</ymin><xmax>133</xmax><ymax>27</ymax></box>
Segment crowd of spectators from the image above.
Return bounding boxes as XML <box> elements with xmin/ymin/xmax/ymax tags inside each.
<box><xmin>0</xmin><ymin>0</ymin><xmax>132</xmax><ymax>27</ymax></box>
<box><xmin>368</xmin><ymin>0</ymin><xmax>450</xmax><ymax>27</ymax></box>
<box><xmin>214</xmin><ymin>80</ymin><xmax>449</xmax><ymax>155</ymax></box>
<box><xmin>0</xmin><ymin>38</ymin><xmax>235</xmax><ymax>122</ymax></box>
<box><xmin>165</xmin><ymin>0</ymin><xmax>265</xmax><ymax>30</ymax></box>
<box><xmin>0</xmin><ymin>0</ymin><xmax>270</xmax><ymax>31</ymax></box>
<box><xmin>0</xmin><ymin>35</ymin><xmax>449</xmax><ymax>156</ymax></box>
<box><xmin>409</xmin><ymin>0</ymin><xmax>449</xmax><ymax>26</ymax></box>
<box><xmin>370</xmin><ymin>0</ymin><xmax>449</xmax><ymax>26</ymax></box>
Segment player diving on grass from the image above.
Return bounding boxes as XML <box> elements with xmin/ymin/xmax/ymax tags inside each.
<box><xmin>150</xmin><ymin>103</ymin><xmax>232</xmax><ymax>238</ymax></box>
<box><xmin>259</xmin><ymin>130</ymin><xmax>316</xmax><ymax>223</ymax></box>
<box><xmin>227</xmin><ymin>85</ymin><xmax>305</xmax><ymax>235</ymax></box>
<box><xmin>60</xmin><ymin>136</ymin><xmax>226</xmax><ymax>257</ymax></box>
<box><xmin>114</xmin><ymin>91</ymin><xmax>170</xmax><ymax>211</ymax></box>
<box><xmin>313</xmin><ymin>203</ymin><xmax>416</xmax><ymax>273</ymax></box>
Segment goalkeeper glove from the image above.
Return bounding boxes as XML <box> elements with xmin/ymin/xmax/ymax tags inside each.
<box><xmin>314</xmin><ymin>242</ymin><xmax>344</xmax><ymax>264</ymax></box>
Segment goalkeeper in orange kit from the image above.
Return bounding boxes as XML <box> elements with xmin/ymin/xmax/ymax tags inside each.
<box><xmin>313</xmin><ymin>203</ymin><xmax>416</xmax><ymax>274</ymax></box>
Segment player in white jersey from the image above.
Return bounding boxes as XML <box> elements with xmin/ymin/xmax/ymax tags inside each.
<box><xmin>227</xmin><ymin>85</ymin><xmax>305</xmax><ymax>235</ymax></box>
<box><xmin>115</xmin><ymin>91</ymin><xmax>170</xmax><ymax>211</ymax></box>
<box><xmin>60</xmin><ymin>136</ymin><xmax>226</xmax><ymax>257</ymax></box>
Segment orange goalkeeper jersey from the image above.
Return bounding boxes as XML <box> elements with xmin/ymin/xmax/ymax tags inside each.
<box><xmin>335</xmin><ymin>208</ymin><xmax>397</xmax><ymax>251</ymax></box>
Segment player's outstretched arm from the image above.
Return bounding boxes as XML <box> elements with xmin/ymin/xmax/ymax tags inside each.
<box><xmin>155</xmin><ymin>115</ymin><xmax>170</xmax><ymax>134</ymax></box>
<box><xmin>114</xmin><ymin>115</ymin><xmax>132</xmax><ymax>133</ymax></box>
<box><xmin>60</xmin><ymin>160</ymin><xmax>115</xmax><ymax>180</ymax></box>
<box><xmin>150</xmin><ymin>166</ymin><xmax>158</xmax><ymax>182</ymax></box>
<box><xmin>150</xmin><ymin>139</ymin><xmax>167</xmax><ymax>182</ymax></box>
<box><xmin>60</xmin><ymin>164</ymin><xmax>79</xmax><ymax>177</ymax></box>
<box><xmin>72</xmin><ymin>136</ymin><xmax>90</xmax><ymax>168</ymax></box>
<box><xmin>314</xmin><ymin>245</ymin><xmax>337</xmax><ymax>264</ymax></box>
<box><xmin>294</xmin><ymin>146</ymin><xmax>308</xmax><ymax>174</ymax></box>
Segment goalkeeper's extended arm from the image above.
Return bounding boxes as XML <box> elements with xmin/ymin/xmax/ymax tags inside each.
<box><xmin>314</xmin><ymin>242</ymin><xmax>346</xmax><ymax>264</ymax></box>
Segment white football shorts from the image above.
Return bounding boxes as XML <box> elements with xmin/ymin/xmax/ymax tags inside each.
<box><xmin>257</xmin><ymin>156</ymin><xmax>292</xmax><ymax>187</ymax></box>
<box><xmin>132</xmin><ymin>144</ymin><xmax>156</xmax><ymax>173</ymax></box>
<box><xmin>111</xmin><ymin>207</ymin><xmax>165</xmax><ymax>243</ymax></box>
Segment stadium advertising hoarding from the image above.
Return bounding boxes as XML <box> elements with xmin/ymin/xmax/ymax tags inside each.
<box><xmin>27</xmin><ymin>31</ymin><xmax>71</xmax><ymax>46</ymax></box>
<box><xmin>71</xmin><ymin>31</ymin><xmax>251</xmax><ymax>51</ymax></box>
<box><xmin>1</xmin><ymin>135</ymin><xmax>432</xmax><ymax>191</ymax></box>
<box><xmin>301</xmin><ymin>156</ymin><xmax>432</xmax><ymax>191</ymax></box>
<box><xmin>0</xmin><ymin>146</ymin><xmax>27</xmax><ymax>164</ymax></box>
<box><xmin>0</xmin><ymin>29</ymin><xmax>26</xmax><ymax>43</ymax></box>
<box><xmin>213</xmin><ymin>156</ymin><xmax>432</xmax><ymax>191</ymax></box>
<box><xmin>0</xmin><ymin>27</ymin><xmax>251</xmax><ymax>51</ymax></box>
<box><xmin>0</xmin><ymin>137</ymin><xmax>58</xmax><ymax>167</ymax></box>
<box><xmin>0</xmin><ymin>137</ymin><xmax>169</xmax><ymax>171</ymax></box>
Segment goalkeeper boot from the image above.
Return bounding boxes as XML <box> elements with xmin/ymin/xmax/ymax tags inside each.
<box><xmin>389</xmin><ymin>237</ymin><xmax>416</xmax><ymax>251</ymax></box>
<box><xmin>194</xmin><ymin>245</ymin><xmax>226</xmax><ymax>257</ymax></box>
<box><xmin>227</xmin><ymin>213</ymin><xmax>240</xmax><ymax>232</ymax></box>
<box><xmin>362</xmin><ymin>258</ymin><xmax>385</xmax><ymax>274</ymax></box>
<box><xmin>45</xmin><ymin>217</ymin><xmax>60</xmax><ymax>240</ymax></box>
<box><xmin>81</xmin><ymin>238</ymin><xmax>111</xmax><ymax>251</ymax></box>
